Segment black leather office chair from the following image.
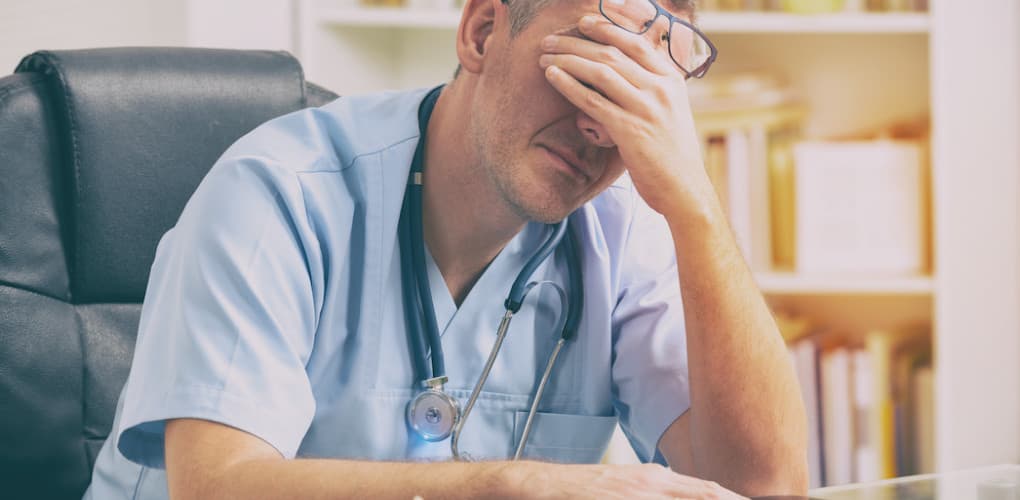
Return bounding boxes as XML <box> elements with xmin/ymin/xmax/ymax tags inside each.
<box><xmin>0</xmin><ymin>47</ymin><xmax>338</xmax><ymax>500</ymax></box>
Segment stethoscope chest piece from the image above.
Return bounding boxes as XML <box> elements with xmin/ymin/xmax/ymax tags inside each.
<box><xmin>406</xmin><ymin>376</ymin><xmax>460</xmax><ymax>442</ymax></box>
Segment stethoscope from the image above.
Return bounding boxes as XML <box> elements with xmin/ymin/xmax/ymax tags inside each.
<box><xmin>400</xmin><ymin>86</ymin><xmax>584</xmax><ymax>461</ymax></box>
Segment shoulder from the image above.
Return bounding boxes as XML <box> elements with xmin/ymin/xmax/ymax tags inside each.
<box><xmin>184</xmin><ymin>88</ymin><xmax>432</xmax><ymax>234</ymax></box>
<box><xmin>216</xmin><ymin>87</ymin><xmax>431</xmax><ymax>176</ymax></box>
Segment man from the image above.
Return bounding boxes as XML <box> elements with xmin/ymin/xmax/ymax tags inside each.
<box><xmin>84</xmin><ymin>0</ymin><xmax>808</xmax><ymax>497</ymax></box>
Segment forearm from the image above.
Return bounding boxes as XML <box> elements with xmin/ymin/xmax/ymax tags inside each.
<box><xmin>664</xmin><ymin>198</ymin><xmax>808</xmax><ymax>495</ymax></box>
<box><xmin>189</xmin><ymin>458</ymin><xmax>518</xmax><ymax>500</ymax></box>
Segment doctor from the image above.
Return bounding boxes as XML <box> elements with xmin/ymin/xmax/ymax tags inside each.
<box><xmin>85</xmin><ymin>0</ymin><xmax>808</xmax><ymax>498</ymax></box>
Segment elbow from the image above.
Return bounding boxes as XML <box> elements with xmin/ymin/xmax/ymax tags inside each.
<box><xmin>731</xmin><ymin>427</ymin><xmax>810</xmax><ymax>497</ymax></box>
<box><xmin>713</xmin><ymin>412</ymin><xmax>809</xmax><ymax>497</ymax></box>
<box><xmin>733</xmin><ymin>457</ymin><xmax>809</xmax><ymax>498</ymax></box>
<box><xmin>718</xmin><ymin>451</ymin><xmax>808</xmax><ymax>497</ymax></box>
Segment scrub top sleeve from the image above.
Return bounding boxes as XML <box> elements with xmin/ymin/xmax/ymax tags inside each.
<box><xmin>610</xmin><ymin>193</ymin><xmax>691</xmax><ymax>464</ymax></box>
<box><xmin>116</xmin><ymin>156</ymin><xmax>321</xmax><ymax>469</ymax></box>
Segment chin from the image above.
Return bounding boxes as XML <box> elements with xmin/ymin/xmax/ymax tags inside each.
<box><xmin>512</xmin><ymin>194</ymin><xmax>579</xmax><ymax>224</ymax></box>
<box><xmin>528</xmin><ymin>210</ymin><xmax>571</xmax><ymax>225</ymax></box>
<box><xmin>501</xmin><ymin>164</ymin><xmax>588</xmax><ymax>223</ymax></box>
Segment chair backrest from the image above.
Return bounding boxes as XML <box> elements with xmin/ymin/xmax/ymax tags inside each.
<box><xmin>0</xmin><ymin>47</ymin><xmax>337</xmax><ymax>499</ymax></box>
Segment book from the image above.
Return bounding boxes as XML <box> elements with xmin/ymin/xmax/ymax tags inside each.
<box><xmin>852</xmin><ymin>348</ymin><xmax>880</xmax><ymax>482</ymax></box>
<box><xmin>793</xmin><ymin>140</ymin><xmax>926</xmax><ymax>275</ymax></box>
<box><xmin>891</xmin><ymin>333</ymin><xmax>932</xmax><ymax>475</ymax></box>
<box><xmin>748</xmin><ymin>124</ymin><xmax>772</xmax><ymax>272</ymax></box>
<box><xmin>866</xmin><ymin>332</ymin><xmax>898</xmax><ymax>479</ymax></box>
<box><xmin>704</xmin><ymin>136</ymin><xmax>730</xmax><ymax>219</ymax></box>
<box><xmin>769</xmin><ymin>134</ymin><xmax>797</xmax><ymax>270</ymax></box>
<box><xmin>912</xmin><ymin>365</ymin><xmax>935</xmax><ymax>473</ymax></box>
<box><xmin>821</xmin><ymin>346</ymin><xmax>854</xmax><ymax>486</ymax></box>
<box><xmin>726</xmin><ymin>128</ymin><xmax>753</xmax><ymax>266</ymax></box>
<box><xmin>790</xmin><ymin>338</ymin><xmax>825</xmax><ymax>488</ymax></box>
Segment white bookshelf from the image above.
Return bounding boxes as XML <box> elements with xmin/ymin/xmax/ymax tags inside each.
<box><xmin>187</xmin><ymin>0</ymin><xmax>1020</xmax><ymax>479</ymax></box>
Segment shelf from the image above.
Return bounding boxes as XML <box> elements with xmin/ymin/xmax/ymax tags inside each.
<box><xmin>756</xmin><ymin>272</ymin><xmax>934</xmax><ymax>295</ymax></box>
<box><xmin>693</xmin><ymin>104</ymin><xmax>807</xmax><ymax>136</ymax></box>
<box><xmin>317</xmin><ymin>7</ymin><xmax>929</xmax><ymax>34</ymax></box>
<box><xmin>318</xmin><ymin>6</ymin><xmax>461</xmax><ymax>29</ymax></box>
<box><xmin>698</xmin><ymin>12</ymin><xmax>929</xmax><ymax>34</ymax></box>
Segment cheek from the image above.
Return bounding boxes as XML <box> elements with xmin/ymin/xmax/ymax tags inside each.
<box><xmin>591</xmin><ymin>154</ymin><xmax>627</xmax><ymax>190</ymax></box>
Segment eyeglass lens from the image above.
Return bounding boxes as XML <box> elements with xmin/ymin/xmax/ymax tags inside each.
<box><xmin>600</xmin><ymin>0</ymin><xmax>712</xmax><ymax>75</ymax></box>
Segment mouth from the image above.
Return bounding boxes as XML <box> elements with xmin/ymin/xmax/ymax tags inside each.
<box><xmin>539</xmin><ymin>144</ymin><xmax>590</xmax><ymax>183</ymax></box>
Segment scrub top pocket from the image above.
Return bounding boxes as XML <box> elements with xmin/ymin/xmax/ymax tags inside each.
<box><xmin>512</xmin><ymin>411</ymin><xmax>617</xmax><ymax>463</ymax></box>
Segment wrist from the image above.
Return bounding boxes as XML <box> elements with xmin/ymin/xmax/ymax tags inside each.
<box><xmin>661</xmin><ymin>185</ymin><xmax>727</xmax><ymax>236</ymax></box>
<box><xmin>635</xmin><ymin>158</ymin><xmax>721</xmax><ymax>223</ymax></box>
<box><xmin>486</xmin><ymin>460</ymin><xmax>533</xmax><ymax>499</ymax></box>
<box><xmin>490</xmin><ymin>460</ymin><xmax>553</xmax><ymax>500</ymax></box>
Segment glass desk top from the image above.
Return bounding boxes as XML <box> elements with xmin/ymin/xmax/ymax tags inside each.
<box><xmin>809</xmin><ymin>465</ymin><xmax>1020</xmax><ymax>500</ymax></box>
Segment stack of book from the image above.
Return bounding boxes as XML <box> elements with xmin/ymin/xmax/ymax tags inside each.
<box><xmin>786</xmin><ymin>325</ymin><xmax>933</xmax><ymax>488</ymax></box>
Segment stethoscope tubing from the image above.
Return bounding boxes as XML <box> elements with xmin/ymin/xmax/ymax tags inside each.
<box><xmin>450</xmin><ymin>274</ymin><xmax>572</xmax><ymax>461</ymax></box>
<box><xmin>400</xmin><ymin>187</ymin><xmax>430</xmax><ymax>384</ymax></box>
<box><xmin>515</xmin><ymin>337</ymin><xmax>567</xmax><ymax>460</ymax></box>
<box><xmin>401</xmin><ymin>85</ymin><xmax>586</xmax><ymax>459</ymax></box>
<box><xmin>505</xmin><ymin>221</ymin><xmax>568</xmax><ymax>312</ymax></box>
<box><xmin>450</xmin><ymin>308</ymin><xmax>515</xmax><ymax>460</ymax></box>
<box><xmin>409</xmin><ymin>176</ymin><xmax>446</xmax><ymax>380</ymax></box>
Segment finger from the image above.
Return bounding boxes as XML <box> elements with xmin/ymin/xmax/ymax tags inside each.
<box><xmin>539</xmin><ymin>53</ymin><xmax>650</xmax><ymax>114</ymax></box>
<box><xmin>577</xmin><ymin>15</ymin><xmax>677</xmax><ymax>77</ymax></box>
<box><xmin>543</xmin><ymin>64</ymin><xmax>624</xmax><ymax>131</ymax></box>
<box><xmin>541</xmin><ymin>33</ymin><xmax>652</xmax><ymax>88</ymax></box>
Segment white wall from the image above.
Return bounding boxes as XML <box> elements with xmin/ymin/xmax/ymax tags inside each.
<box><xmin>931</xmin><ymin>0</ymin><xmax>1020</xmax><ymax>472</ymax></box>
<box><xmin>186</xmin><ymin>0</ymin><xmax>294</xmax><ymax>52</ymax></box>
<box><xmin>0</xmin><ymin>0</ymin><xmax>298</xmax><ymax>75</ymax></box>
<box><xmin>0</xmin><ymin>0</ymin><xmax>188</xmax><ymax>73</ymax></box>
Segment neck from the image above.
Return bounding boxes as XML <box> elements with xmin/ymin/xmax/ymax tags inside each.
<box><xmin>421</xmin><ymin>81</ymin><xmax>526</xmax><ymax>304</ymax></box>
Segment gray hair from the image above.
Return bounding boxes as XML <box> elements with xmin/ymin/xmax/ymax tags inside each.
<box><xmin>504</xmin><ymin>0</ymin><xmax>555</xmax><ymax>36</ymax></box>
<box><xmin>505</xmin><ymin>0</ymin><xmax>697</xmax><ymax>35</ymax></box>
<box><xmin>452</xmin><ymin>0</ymin><xmax>697</xmax><ymax>79</ymax></box>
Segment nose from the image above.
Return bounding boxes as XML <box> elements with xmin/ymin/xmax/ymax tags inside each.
<box><xmin>575</xmin><ymin>111</ymin><xmax>615</xmax><ymax>148</ymax></box>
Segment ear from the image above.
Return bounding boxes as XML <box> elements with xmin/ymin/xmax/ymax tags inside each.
<box><xmin>456</xmin><ymin>0</ymin><xmax>503</xmax><ymax>75</ymax></box>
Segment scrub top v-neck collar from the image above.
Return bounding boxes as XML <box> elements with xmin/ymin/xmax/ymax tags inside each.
<box><xmin>421</xmin><ymin>222</ymin><xmax>547</xmax><ymax>340</ymax></box>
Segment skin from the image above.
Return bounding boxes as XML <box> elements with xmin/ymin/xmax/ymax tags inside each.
<box><xmin>165</xmin><ymin>0</ymin><xmax>809</xmax><ymax>498</ymax></box>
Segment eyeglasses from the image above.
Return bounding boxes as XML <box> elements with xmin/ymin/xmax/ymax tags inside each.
<box><xmin>598</xmin><ymin>0</ymin><xmax>718</xmax><ymax>79</ymax></box>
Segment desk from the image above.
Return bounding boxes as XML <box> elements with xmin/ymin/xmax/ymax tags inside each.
<box><xmin>809</xmin><ymin>465</ymin><xmax>1020</xmax><ymax>500</ymax></box>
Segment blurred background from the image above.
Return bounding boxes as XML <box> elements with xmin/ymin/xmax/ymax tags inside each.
<box><xmin>2</xmin><ymin>0</ymin><xmax>1018</xmax><ymax>490</ymax></box>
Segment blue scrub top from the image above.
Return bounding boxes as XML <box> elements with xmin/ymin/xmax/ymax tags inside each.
<box><xmin>84</xmin><ymin>87</ymin><xmax>691</xmax><ymax>499</ymax></box>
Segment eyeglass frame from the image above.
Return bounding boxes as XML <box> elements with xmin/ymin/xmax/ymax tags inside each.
<box><xmin>598</xmin><ymin>0</ymin><xmax>718</xmax><ymax>79</ymax></box>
